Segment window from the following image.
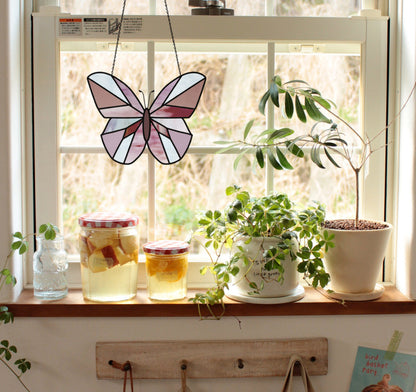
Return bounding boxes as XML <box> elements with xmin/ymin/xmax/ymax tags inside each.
<box><xmin>31</xmin><ymin>2</ymin><xmax>389</xmax><ymax>288</ymax></box>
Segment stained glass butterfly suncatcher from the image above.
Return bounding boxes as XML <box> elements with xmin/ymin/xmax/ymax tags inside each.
<box><xmin>87</xmin><ymin>72</ymin><xmax>206</xmax><ymax>165</ymax></box>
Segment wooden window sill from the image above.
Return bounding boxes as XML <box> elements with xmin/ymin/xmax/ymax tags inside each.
<box><xmin>5</xmin><ymin>286</ymin><xmax>416</xmax><ymax>318</ymax></box>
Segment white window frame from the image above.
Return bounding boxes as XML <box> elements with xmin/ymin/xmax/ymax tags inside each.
<box><xmin>31</xmin><ymin>8</ymin><xmax>390</xmax><ymax>288</ymax></box>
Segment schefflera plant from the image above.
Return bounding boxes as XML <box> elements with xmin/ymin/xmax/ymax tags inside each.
<box><xmin>190</xmin><ymin>185</ymin><xmax>334</xmax><ymax>319</ymax></box>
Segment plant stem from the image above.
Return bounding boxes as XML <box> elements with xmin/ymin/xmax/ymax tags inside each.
<box><xmin>354</xmin><ymin>168</ymin><xmax>360</xmax><ymax>227</ymax></box>
<box><xmin>0</xmin><ymin>357</ymin><xmax>31</xmax><ymax>392</ymax></box>
<box><xmin>0</xmin><ymin>251</ymin><xmax>14</xmax><ymax>292</ymax></box>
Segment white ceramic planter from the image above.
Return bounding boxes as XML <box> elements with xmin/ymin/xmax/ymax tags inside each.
<box><xmin>226</xmin><ymin>237</ymin><xmax>304</xmax><ymax>303</ymax></box>
<box><xmin>323</xmin><ymin>222</ymin><xmax>392</xmax><ymax>298</ymax></box>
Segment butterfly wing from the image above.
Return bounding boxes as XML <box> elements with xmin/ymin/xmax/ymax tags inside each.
<box><xmin>87</xmin><ymin>72</ymin><xmax>147</xmax><ymax>164</ymax></box>
<box><xmin>146</xmin><ymin>72</ymin><xmax>206</xmax><ymax>164</ymax></box>
<box><xmin>101</xmin><ymin>118</ymin><xmax>147</xmax><ymax>164</ymax></box>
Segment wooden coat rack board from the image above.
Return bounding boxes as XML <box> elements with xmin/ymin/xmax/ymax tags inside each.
<box><xmin>96</xmin><ymin>338</ymin><xmax>328</xmax><ymax>379</ymax></box>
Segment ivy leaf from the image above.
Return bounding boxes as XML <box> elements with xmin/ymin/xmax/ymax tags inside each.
<box><xmin>11</xmin><ymin>241</ymin><xmax>22</xmax><ymax>250</ymax></box>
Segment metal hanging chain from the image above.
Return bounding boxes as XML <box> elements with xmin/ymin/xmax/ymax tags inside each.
<box><xmin>111</xmin><ymin>0</ymin><xmax>127</xmax><ymax>75</ymax></box>
<box><xmin>111</xmin><ymin>0</ymin><xmax>181</xmax><ymax>76</ymax></box>
<box><xmin>164</xmin><ymin>0</ymin><xmax>182</xmax><ymax>75</ymax></box>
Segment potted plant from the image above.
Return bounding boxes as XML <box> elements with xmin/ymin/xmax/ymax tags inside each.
<box><xmin>223</xmin><ymin>75</ymin><xmax>415</xmax><ymax>300</ymax></box>
<box><xmin>190</xmin><ymin>185</ymin><xmax>333</xmax><ymax>317</ymax></box>
<box><xmin>0</xmin><ymin>223</ymin><xmax>58</xmax><ymax>391</ymax></box>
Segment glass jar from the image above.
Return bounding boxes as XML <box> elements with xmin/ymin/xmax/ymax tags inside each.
<box><xmin>78</xmin><ymin>212</ymin><xmax>139</xmax><ymax>302</ymax></box>
<box><xmin>143</xmin><ymin>240</ymin><xmax>189</xmax><ymax>301</ymax></box>
<box><xmin>33</xmin><ymin>234</ymin><xmax>68</xmax><ymax>300</ymax></box>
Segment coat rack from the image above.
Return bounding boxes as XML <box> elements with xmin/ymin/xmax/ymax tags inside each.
<box><xmin>96</xmin><ymin>338</ymin><xmax>328</xmax><ymax>380</ymax></box>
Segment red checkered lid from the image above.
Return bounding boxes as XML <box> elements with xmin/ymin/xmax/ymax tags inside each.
<box><xmin>143</xmin><ymin>240</ymin><xmax>190</xmax><ymax>255</ymax></box>
<box><xmin>78</xmin><ymin>212</ymin><xmax>139</xmax><ymax>228</ymax></box>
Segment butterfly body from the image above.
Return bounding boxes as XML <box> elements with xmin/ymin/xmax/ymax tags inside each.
<box><xmin>87</xmin><ymin>71</ymin><xmax>206</xmax><ymax>165</ymax></box>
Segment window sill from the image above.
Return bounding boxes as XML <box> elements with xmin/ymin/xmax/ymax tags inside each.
<box><xmin>5</xmin><ymin>286</ymin><xmax>416</xmax><ymax>318</ymax></box>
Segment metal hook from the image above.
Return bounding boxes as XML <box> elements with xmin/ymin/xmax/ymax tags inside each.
<box><xmin>180</xmin><ymin>360</ymin><xmax>190</xmax><ymax>392</ymax></box>
<box><xmin>108</xmin><ymin>360</ymin><xmax>133</xmax><ymax>392</ymax></box>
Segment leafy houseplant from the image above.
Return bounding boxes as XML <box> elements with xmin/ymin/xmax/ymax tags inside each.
<box><xmin>0</xmin><ymin>223</ymin><xmax>58</xmax><ymax>391</ymax></box>
<box><xmin>223</xmin><ymin>75</ymin><xmax>416</xmax><ymax>299</ymax></box>
<box><xmin>190</xmin><ymin>185</ymin><xmax>333</xmax><ymax>318</ymax></box>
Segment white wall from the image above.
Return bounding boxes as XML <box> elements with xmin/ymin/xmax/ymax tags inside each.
<box><xmin>1</xmin><ymin>316</ymin><xmax>416</xmax><ymax>392</ymax></box>
<box><xmin>1</xmin><ymin>1</ymin><xmax>416</xmax><ymax>391</ymax></box>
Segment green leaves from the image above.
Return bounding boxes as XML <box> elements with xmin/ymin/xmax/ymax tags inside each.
<box><xmin>14</xmin><ymin>358</ymin><xmax>31</xmax><ymax>374</ymax></box>
<box><xmin>0</xmin><ymin>340</ymin><xmax>31</xmax><ymax>375</ymax></box>
<box><xmin>11</xmin><ymin>232</ymin><xmax>28</xmax><ymax>255</ymax></box>
<box><xmin>39</xmin><ymin>223</ymin><xmax>59</xmax><ymax>240</ymax></box>
<box><xmin>0</xmin><ymin>306</ymin><xmax>14</xmax><ymax>324</ymax></box>
<box><xmin>0</xmin><ymin>269</ymin><xmax>17</xmax><ymax>286</ymax></box>
<box><xmin>0</xmin><ymin>340</ymin><xmax>17</xmax><ymax>361</ymax></box>
<box><xmin>191</xmin><ymin>187</ymin><xmax>331</xmax><ymax>315</ymax></box>
<box><xmin>230</xmin><ymin>74</ymin><xmax>345</xmax><ymax>174</ymax></box>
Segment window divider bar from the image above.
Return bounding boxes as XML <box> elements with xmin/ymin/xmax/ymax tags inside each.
<box><xmin>266</xmin><ymin>42</ymin><xmax>275</xmax><ymax>194</ymax></box>
<box><xmin>147</xmin><ymin>41</ymin><xmax>156</xmax><ymax>241</ymax></box>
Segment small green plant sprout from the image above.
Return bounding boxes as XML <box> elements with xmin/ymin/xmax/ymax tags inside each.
<box><xmin>219</xmin><ymin>75</ymin><xmax>416</xmax><ymax>228</ymax></box>
<box><xmin>189</xmin><ymin>186</ymin><xmax>334</xmax><ymax>319</ymax></box>
<box><xmin>0</xmin><ymin>223</ymin><xmax>58</xmax><ymax>392</ymax></box>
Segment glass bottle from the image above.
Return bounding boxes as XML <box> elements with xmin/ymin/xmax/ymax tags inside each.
<box><xmin>33</xmin><ymin>234</ymin><xmax>68</xmax><ymax>300</ymax></box>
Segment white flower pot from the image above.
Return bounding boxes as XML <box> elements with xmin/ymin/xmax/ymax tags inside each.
<box><xmin>323</xmin><ymin>222</ymin><xmax>392</xmax><ymax>298</ymax></box>
<box><xmin>226</xmin><ymin>237</ymin><xmax>304</xmax><ymax>303</ymax></box>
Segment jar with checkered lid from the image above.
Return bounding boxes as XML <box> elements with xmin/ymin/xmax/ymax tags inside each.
<box><xmin>78</xmin><ymin>212</ymin><xmax>139</xmax><ymax>302</ymax></box>
<box><xmin>143</xmin><ymin>240</ymin><xmax>189</xmax><ymax>301</ymax></box>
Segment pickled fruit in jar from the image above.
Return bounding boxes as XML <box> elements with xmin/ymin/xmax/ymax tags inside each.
<box><xmin>78</xmin><ymin>212</ymin><xmax>139</xmax><ymax>302</ymax></box>
<box><xmin>79</xmin><ymin>232</ymin><xmax>138</xmax><ymax>273</ymax></box>
<box><xmin>146</xmin><ymin>253</ymin><xmax>188</xmax><ymax>282</ymax></box>
<box><xmin>143</xmin><ymin>240</ymin><xmax>189</xmax><ymax>301</ymax></box>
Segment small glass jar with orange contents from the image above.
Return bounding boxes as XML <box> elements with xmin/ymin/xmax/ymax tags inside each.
<box><xmin>143</xmin><ymin>240</ymin><xmax>189</xmax><ymax>301</ymax></box>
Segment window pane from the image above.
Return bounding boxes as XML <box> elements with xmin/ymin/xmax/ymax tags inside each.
<box><xmin>156</xmin><ymin>1</ymin><xmax>266</xmax><ymax>16</ymax></box>
<box><xmin>273</xmin><ymin>54</ymin><xmax>360</xmax><ymax>136</ymax></box>
<box><xmin>61</xmin><ymin>153</ymin><xmax>149</xmax><ymax>255</ymax></box>
<box><xmin>60</xmin><ymin>0</ymin><xmax>149</xmax><ymax>14</ymax></box>
<box><xmin>154</xmin><ymin>153</ymin><xmax>266</xmax><ymax>243</ymax></box>
<box><xmin>60</xmin><ymin>51</ymin><xmax>147</xmax><ymax>146</ymax></box>
<box><xmin>271</xmin><ymin>53</ymin><xmax>360</xmax><ymax>220</ymax></box>
<box><xmin>271</xmin><ymin>0</ymin><xmax>359</xmax><ymax>16</ymax></box>
<box><xmin>59</xmin><ymin>0</ymin><xmax>359</xmax><ymax>16</ymax></box>
<box><xmin>154</xmin><ymin>52</ymin><xmax>267</xmax><ymax>146</ymax></box>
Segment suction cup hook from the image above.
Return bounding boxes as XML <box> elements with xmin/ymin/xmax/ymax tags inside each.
<box><xmin>178</xmin><ymin>360</ymin><xmax>191</xmax><ymax>392</ymax></box>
